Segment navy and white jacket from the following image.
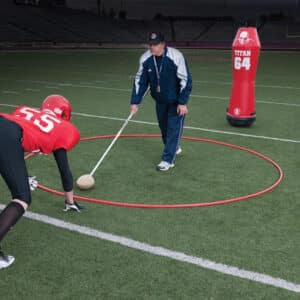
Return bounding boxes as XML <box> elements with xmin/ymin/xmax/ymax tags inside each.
<box><xmin>131</xmin><ymin>47</ymin><xmax>192</xmax><ymax>105</ymax></box>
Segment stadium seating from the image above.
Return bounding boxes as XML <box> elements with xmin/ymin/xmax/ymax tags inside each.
<box><xmin>0</xmin><ymin>3</ymin><xmax>299</xmax><ymax>49</ymax></box>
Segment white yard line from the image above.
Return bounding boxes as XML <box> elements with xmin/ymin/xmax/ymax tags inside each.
<box><xmin>193</xmin><ymin>80</ymin><xmax>300</xmax><ymax>90</ymax></box>
<box><xmin>0</xmin><ymin>204</ymin><xmax>298</xmax><ymax>293</ymax></box>
<box><xmin>191</xmin><ymin>94</ymin><xmax>300</xmax><ymax>107</ymax></box>
<box><xmin>0</xmin><ymin>103</ymin><xmax>18</xmax><ymax>108</ymax></box>
<box><xmin>1</xmin><ymin>77</ymin><xmax>300</xmax><ymax>106</ymax></box>
<box><xmin>25</xmin><ymin>88</ymin><xmax>40</xmax><ymax>92</ymax></box>
<box><xmin>73</xmin><ymin>111</ymin><xmax>300</xmax><ymax>144</ymax></box>
<box><xmin>1</xmin><ymin>90</ymin><xmax>19</xmax><ymax>94</ymax></box>
<box><xmin>1</xmin><ymin>103</ymin><xmax>300</xmax><ymax>143</ymax></box>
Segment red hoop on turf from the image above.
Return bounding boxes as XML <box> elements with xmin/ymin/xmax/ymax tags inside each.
<box><xmin>29</xmin><ymin>134</ymin><xmax>283</xmax><ymax>209</ymax></box>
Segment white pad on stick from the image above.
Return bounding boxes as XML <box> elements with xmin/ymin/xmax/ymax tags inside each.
<box><xmin>76</xmin><ymin>174</ymin><xmax>95</xmax><ymax>190</ymax></box>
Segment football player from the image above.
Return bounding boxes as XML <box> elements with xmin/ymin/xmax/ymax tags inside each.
<box><xmin>0</xmin><ymin>95</ymin><xmax>83</xmax><ymax>269</ymax></box>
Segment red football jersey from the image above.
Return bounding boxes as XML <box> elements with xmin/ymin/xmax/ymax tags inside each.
<box><xmin>0</xmin><ymin>106</ymin><xmax>80</xmax><ymax>154</ymax></box>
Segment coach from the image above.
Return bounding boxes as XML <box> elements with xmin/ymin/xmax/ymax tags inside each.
<box><xmin>130</xmin><ymin>32</ymin><xmax>192</xmax><ymax>171</ymax></box>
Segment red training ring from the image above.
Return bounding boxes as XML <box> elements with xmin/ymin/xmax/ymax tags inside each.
<box><xmin>28</xmin><ymin>134</ymin><xmax>283</xmax><ymax>209</ymax></box>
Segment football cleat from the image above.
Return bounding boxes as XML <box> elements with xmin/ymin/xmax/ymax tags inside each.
<box><xmin>157</xmin><ymin>161</ymin><xmax>175</xmax><ymax>171</ymax></box>
<box><xmin>0</xmin><ymin>248</ymin><xmax>15</xmax><ymax>269</ymax></box>
<box><xmin>28</xmin><ymin>176</ymin><xmax>38</xmax><ymax>191</ymax></box>
<box><xmin>176</xmin><ymin>147</ymin><xmax>182</xmax><ymax>155</ymax></box>
<box><xmin>63</xmin><ymin>201</ymin><xmax>85</xmax><ymax>212</ymax></box>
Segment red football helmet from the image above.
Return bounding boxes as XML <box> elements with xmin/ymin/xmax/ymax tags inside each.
<box><xmin>41</xmin><ymin>95</ymin><xmax>72</xmax><ymax>121</ymax></box>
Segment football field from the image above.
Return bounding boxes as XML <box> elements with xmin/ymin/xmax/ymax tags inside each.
<box><xmin>0</xmin><ymin>48</ymin><xmax>299</xmax><ymax>299</ymax></box>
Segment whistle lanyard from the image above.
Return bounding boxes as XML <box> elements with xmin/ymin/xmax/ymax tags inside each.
<box><xmin>153</xmin><ymin>55</ymin><xmax>164</xmax><ymax>92</ymax></box>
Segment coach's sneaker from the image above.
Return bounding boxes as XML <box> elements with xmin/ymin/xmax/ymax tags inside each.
<box><xmin>157</xmin><ymin>161</ymin><xmax>175</xmax><ymax>171</ymax></box>
<box><xmin>0</xmin><ymin>249</ymin><xmax>15</xmax><ymax>269</ymax></box>
<box><xmin>176</xmin><ymin>147</ymin><xmax>182</xmax><ymax>155</ymax></box>
<box><xmin>63</xmin><ymin>201</ymin><xmax>85</xmax><ymax>212</ymax></box>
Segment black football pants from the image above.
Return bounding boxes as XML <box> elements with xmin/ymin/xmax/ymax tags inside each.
<box><xmin>0</xmin><ymin>116</ymin><xmax>31</xmax><ymax>204</ymax></box>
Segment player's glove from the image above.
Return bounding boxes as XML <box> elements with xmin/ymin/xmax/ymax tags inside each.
<box><xmin>63</xmin><ymin>201</ymin><xmax>85</xmax><ymax>213</ymax></box>
<box><xmin>28</xmin><ymin>176</ymin><xmax>38</xmax><ymax>191</ymax></box>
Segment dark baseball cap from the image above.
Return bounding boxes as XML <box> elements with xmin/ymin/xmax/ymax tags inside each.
<box><xmin>148</xmin><ymin>32</ymin><xmax>165</xmax><ymax>45</ymax></box>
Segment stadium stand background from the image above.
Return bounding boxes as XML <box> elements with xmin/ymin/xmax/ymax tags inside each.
<box><xmin>0</xmin><ymin>0</ymin><xmax>300</xmax><ymax>49</ymax></box>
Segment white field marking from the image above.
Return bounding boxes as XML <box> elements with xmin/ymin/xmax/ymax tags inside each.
<box><xmin>0</xmin><ymin>204</ymin><xmax>298</xmax><ymax>293</ymax></box>
<box><xmin>58</xmin><ymin>83</ymin><xmax>73</xmax><ymax>87</ymax></box>
<box><xmin>1</xmin><ymin>90</ymin><xmax>19</xmax><ymax>94</ymax></box>
<box><xmin>1</xmin><ymin>78</ymin><xmax>300</xmax><ymax>107</ymax></box>
<box><xmin>25</xmin><ymin>80</ymin><xmax>299</xmax><ymax>107</ymax></box>
<box><xmin>0</xmin><ymin>103</ymin><xmax>299</xmax><ymax>144</ymax></box>
<box><xmin>183</xmin><ymin>126</ymin><xmax>300</xmax><ymax>144</ymax></box>
<box><xmin>0</xmin><ymin>103</ymin><xmax>17</xmax><ymax>108</ymax></box>
<box><xmin>25</xmin><ymin>88</ymin><xmax>40</xmax><ymax>92</ymax></box>
<box><xmin>1</xmin><ymin>70</ymin><xmax>300</xmax><ymax>91</ymax></box>
<box><xmin>193</xmin><ymin>80</ymin><xmax>300</xmax><ymax>90</ymax></box>
<box><xmin>62</xmin><ymin>83</ymin><xmax>132</xmax><ymax>92</ymax></box>
<box><xmin>92</xmin><ymin>80</ymin><xmax>107</xmax><ymax>83</ymax></box>
<box><xmin>45</xmin><ymin>84</ymin><xmax>300</xmax><ymax>107</ymax></box>
<box><xmin>45</xmin><ymin>86</ymin><xmax>300</xmax><ymax>107</ymax></box>
<box><xmin>45</xmin><ymin>86</ymin><xmax>61</xmax><ymax>89</ymax></box>
<box><xmin>252</xmin><ymin>100</ymin><xmax>300</xmax><ymax>108</ymax></box>
<box><xmin>73</xmin><ymin>111</ymin><xmax>300</xmax><ymax>144</ymax></box>
<box><xmin>191</xmin><ymin>94</ymin><xmax>300</xmax><ymax>107</ymax></box>
<box><xmin>67</xmin><ymin>75</ymin><xmax>300</xmax><ymax>91</ymax></box>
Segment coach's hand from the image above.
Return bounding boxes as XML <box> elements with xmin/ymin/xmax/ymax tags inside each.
<box><xmin>130</xmin><ymin>104</ymin><xmax>139</xmax><ymax>115</ymax></box>
<box><xmin>177</xmin><ymin>104</ymin><xmax>188</xmax><ymax>116</ymax></box>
